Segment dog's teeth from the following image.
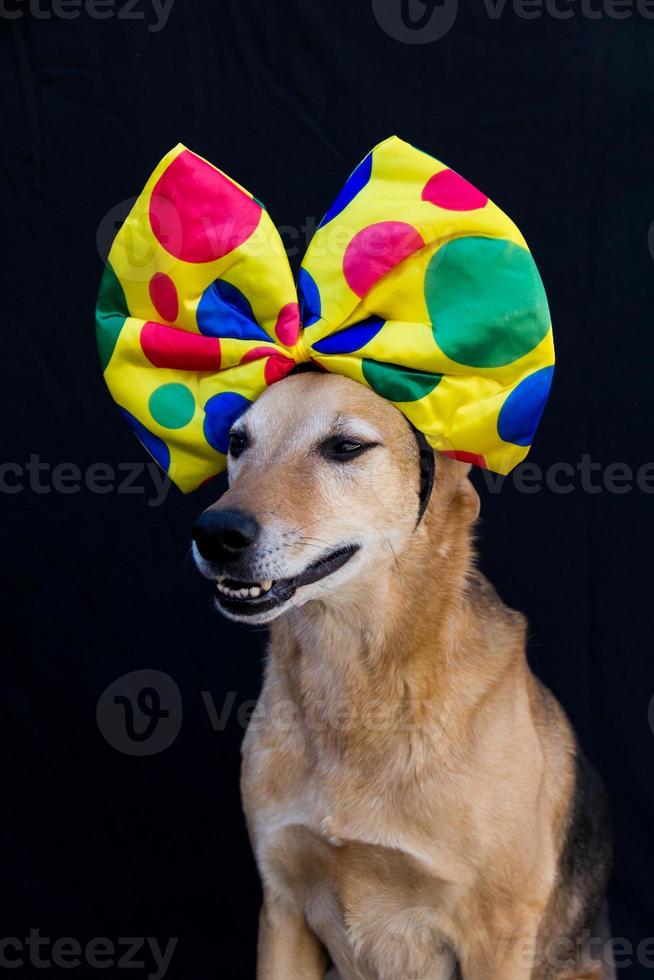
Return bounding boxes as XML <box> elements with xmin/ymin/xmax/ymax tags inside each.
<box><xmin>217</xmin><ymin>582</ymin><xmax>239</xmax><ymax>597</ymax></box>
<box><xmin>217</xmin><ymin>578</ymin><xmax>273</xmax><ymax>600</ymax></box>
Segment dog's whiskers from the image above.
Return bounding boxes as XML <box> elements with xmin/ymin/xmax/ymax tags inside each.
<box><xmin>385</xmin><ymin>536</ymin><xmax>402</xmax><ymax>573</ymax></box>
<box><xmin>296</xmin><ymin>538</ymin><xmax>334</xmax><ymax>551</ymax></box>
<box><xmin>282</xmin><ymin>516</ymin><xmax>325</xmax><ymax>537</ymax></box>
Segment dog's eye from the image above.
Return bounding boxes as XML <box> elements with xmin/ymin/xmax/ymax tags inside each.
<box><xmin>228</xmin><ymin>431</ymin><xmax>248</xmax><ymax>459</ymax></box>
<box><xmin>321</xmin><ymin>436</ymin><xmax>374</xmax><ymax>462</ymax></box>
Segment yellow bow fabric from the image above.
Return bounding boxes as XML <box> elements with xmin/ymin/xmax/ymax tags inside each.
<box><xmin>96</xmin><ymin>136</ymin><xmax>554</xmax><ymax>492</ymax></box>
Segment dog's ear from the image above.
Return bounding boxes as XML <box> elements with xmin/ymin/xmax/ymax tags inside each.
<box><xmin>436</xmin><ymin>456</ymin><xmax>480</xmax><ymax>523</ymax></box>
<box><xmin>453</xmin><ymin>462</ymin><xmax>480</xmax><ymax>523</ymax></box>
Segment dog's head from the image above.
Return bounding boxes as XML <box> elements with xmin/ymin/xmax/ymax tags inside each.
<box><xmin>192</xmin><ymin>372</ymin><xmax>478</xmax><ymax>624</ymax></box>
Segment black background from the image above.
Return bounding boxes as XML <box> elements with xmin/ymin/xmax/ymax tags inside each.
<box><xmin>3</xmin><ymin>2</ymin><xmax>654</xmax><ymax>978</ymax></box>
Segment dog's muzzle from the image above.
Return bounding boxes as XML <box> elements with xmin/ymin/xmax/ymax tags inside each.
<box><xmin>213</xmin><ymin>544</ymin><xmax>360</xmax><ymax>618</ymax></box>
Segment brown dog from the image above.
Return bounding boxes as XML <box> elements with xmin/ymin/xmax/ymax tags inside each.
<box><xmin>192</xmin><ymin>371</ymin><xmax>612</xmax><ymax>980</ymax></box>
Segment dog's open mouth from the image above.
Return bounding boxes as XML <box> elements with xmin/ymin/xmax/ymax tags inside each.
<box><xmin>215</xmin><ymin>544</ymin><xmax>360</xmax><ymax>617</ymax></box>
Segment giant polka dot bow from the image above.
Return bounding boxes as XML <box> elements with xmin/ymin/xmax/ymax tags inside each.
<box><xmin>96</xmin><ymin>136</ymin><xmax>554</xmax><ymax>492</ymax></box>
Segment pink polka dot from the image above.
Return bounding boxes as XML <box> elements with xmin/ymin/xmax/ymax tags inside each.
<box><xmin>239</xmin><ymin>345</ymin><xmax>275</xmax><ymax>364</ymax></box>
<box><xmin>343</xmin><ymin>222</ymin><xmax>425</xmax><ymax>298</ymax></box>
<box><xmin>140</xmin><ymin>322</ymin><xmax>221</xmax><ymax>372</ymax></box>
<box><xmin>274</xmin><ymin>302</ymin><xmax>300</xmax><ymax>346</ymax></box>
<box><xmin>149</xmin><ymin>150</ymin><xmax>262</xmax><ymax>263</ymax></box>
<box><xmin>149</xmin><ymin>272</ymin><xmax>179</xmax><ymax>322</ymax></box>
<box><xmin>421</xmin><ymin>169</ymin><xmax>488</xmax><ymax>211</ymax></box>
<box><xmin>240</xmin><ymin>346</ymin><xmax>296</xmax><ymax>385</ymax></box>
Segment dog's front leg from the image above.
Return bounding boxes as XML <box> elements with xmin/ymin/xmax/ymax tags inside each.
<box><xmin>460</xmin><ymin>916</ymin><xmax>542</xmax><ymax>980</ymax></box>
<box><xmin>257</xmin><ymin>897</ymin><xmax>328</xmax><ymax>980</ymax></box>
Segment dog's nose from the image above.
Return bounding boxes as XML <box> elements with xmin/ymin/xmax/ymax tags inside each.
<box><xmin>192</xmin><ymin>508</ymin><xmax>259</xmax><ymax>563</ymax></box>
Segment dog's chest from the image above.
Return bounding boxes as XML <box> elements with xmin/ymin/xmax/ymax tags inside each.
<box><xmin>253</xmin><ymin>779</ymin><xmax>463</xmax><ymax>979</ymax></box>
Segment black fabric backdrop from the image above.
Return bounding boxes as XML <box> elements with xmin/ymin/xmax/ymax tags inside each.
<box><xmin>2</xmin><ymin>3</ymin><xmax>654</xmax><ymax>978</ymax></box>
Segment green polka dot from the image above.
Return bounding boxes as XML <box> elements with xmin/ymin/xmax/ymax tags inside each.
<box><xmin>95</xmin><ymin>262</ymin><xmax>129</xmax><ymax>371</ymax></box>
<box><xmin>362</xmin><ymin>359</ymin><xmax>441</xmax><ymax>402</ymax></box>
<box><xmin>425</xmin><ymin>237</ymin><xmax>550</xmax><ymax>368</ymax></box>
<box><xmin>149</xmin><ymin>383</ymin><xmax>195</xmax><ymax>429</ymax></box>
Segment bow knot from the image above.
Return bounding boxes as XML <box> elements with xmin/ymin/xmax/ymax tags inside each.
<box><xmin>289</xmin><ymin>333</ymin><xmax>312</xmax><ymax>366</ymax></box>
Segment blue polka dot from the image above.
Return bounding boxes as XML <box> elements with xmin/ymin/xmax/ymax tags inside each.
<box><xmin>497</xmin><ymin>366</ymin><xmax>554</xmax><ymax>446</ymax></box>
<box><xmin>203</xmin><ymin>392</ymin><xmax>252</xmax><ymax>454</ymax></box>
<box><xmin>197</xmin><ymin>279</ymin><xmax>270</xmax><ymax>342</ymax></box>
<box><xmin>319</xmin><ymin>152</ymin><xmax>373</xmax><ymax>227</ymax></box>
<box><xmin>120</xmin><ymin>408</ymin><xmax>170</xmax><ymax>472</ymax></box>
<box><xmin>297</xmin><ymin>268</ymin><xmax>321</xmax><ymax>327</ymax></box>
<box><xmin>312</xmin><ymin>317</ymin><xmax>384</xmax><ymax>354</ymax></box>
